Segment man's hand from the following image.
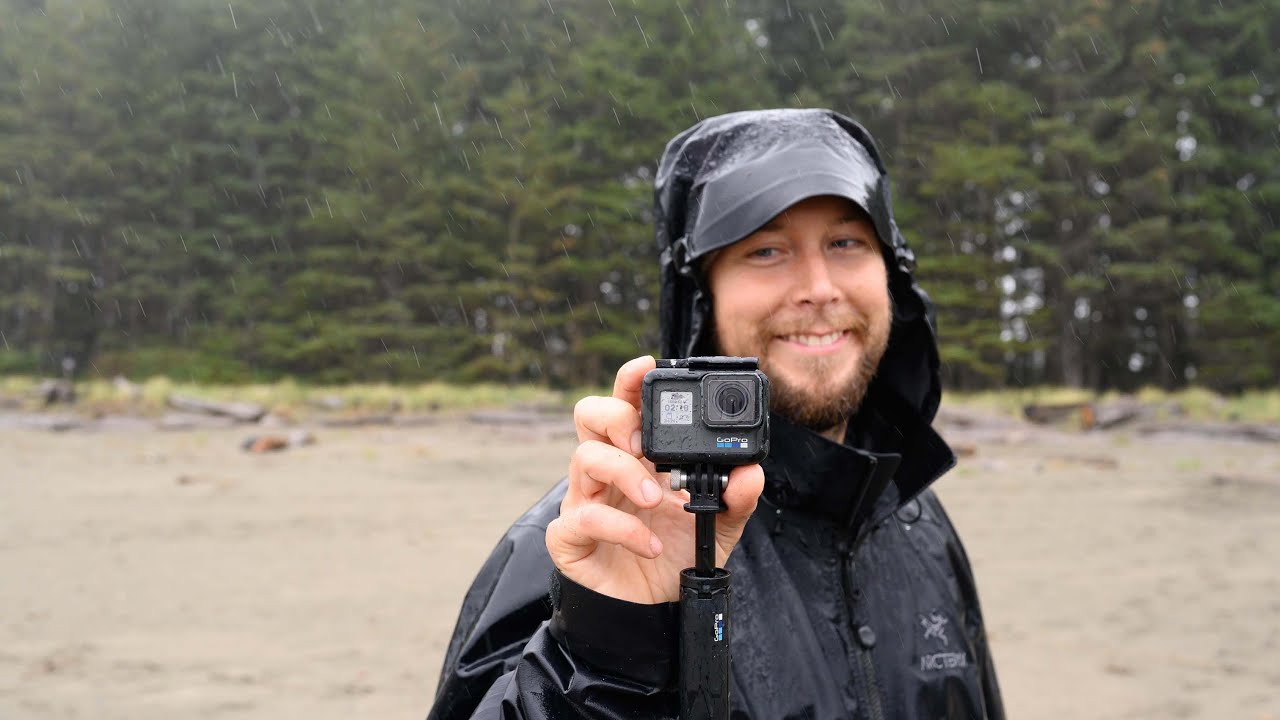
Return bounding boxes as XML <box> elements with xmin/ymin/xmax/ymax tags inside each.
<box><xmin>546</xmin><ymin>355</ymin><xmax>766</xmax><ymax>604</ymax></box>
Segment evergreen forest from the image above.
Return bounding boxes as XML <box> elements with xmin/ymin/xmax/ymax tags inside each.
<box><xmin>2</xmin><ymin>0</ymin><xmax>1278</xmax><ymax>391</ymax></box>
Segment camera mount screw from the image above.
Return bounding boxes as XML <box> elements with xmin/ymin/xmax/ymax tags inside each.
<box><xmin>669</xmin><ymin>467</ymin><xmax>729</xmax><ymax>492</ymax></box>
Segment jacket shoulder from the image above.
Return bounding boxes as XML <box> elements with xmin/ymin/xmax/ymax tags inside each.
<box><xmin>910</xmin><ymin>487</ymin><xmax>957</xmax><ymax>534</ymax></box>
<box><xmin>510</xmin><ymin>477</ymin><xmax>569</xmax><ymax>533</ymax></box>
<box><xmin>445</xmin><ymin>478</ymin><xmax>567</xmax><ymax>646</ymax></box>
<box><xmin>892</xmin><ymin>488</ymin><xmax>968</xmax><ymax>573</ymax></box>
<box><xmin>428</xmin><ymin>480</ymin><xmax>567</xmax><ymax>719</ymax></box>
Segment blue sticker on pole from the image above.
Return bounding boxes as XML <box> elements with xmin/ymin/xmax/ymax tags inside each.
<box><xmin>714</xmin><ymin>612</ymin><xmax>724</xmax><ymax>642</ymax></box>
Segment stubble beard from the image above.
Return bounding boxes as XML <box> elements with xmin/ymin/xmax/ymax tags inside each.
<box><xmin>751</xmin><ymin>309</ymin><xmax>890</xmax><ymax>435</ymax></box>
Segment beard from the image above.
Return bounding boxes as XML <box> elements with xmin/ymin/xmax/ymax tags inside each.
<box><xmin>720</xmin><ymin>306</ymin><xmax>890</xmax><ymax>435</ymax></box>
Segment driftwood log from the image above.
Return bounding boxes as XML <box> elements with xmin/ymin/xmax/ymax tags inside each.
<box><xmin>467</xmin><ymin>410</ymin><xmax>565</xmax><ymax>426</ymax></box>
<box><xmin>1135</xmin><ymin>421</ymin><xmax>1280</xmax><ymax>444</ymax></box>
<box><xmin>1042</xmin><ymin>454</ymin><xmax>1120</xmax><ymax>470</ymax></box>
<box><xmin>392</xmin><ymin>414</ymin><xmax>445</xmax><ymax>427</ymax></box>
<box><xmin>1087</xmin><ymin>400</ymin><xmax>1151</xmax><ymax>430</ymax></box>
<box><xmin>166</xmin><ymin>394</ymin><xmax>266</xmax><ymax>423</ymax></box>
<box><xmin>318</xmin><ymin>414</ymin><xmax>393</xmax><ymax>428</ymax></box>
<box><xmin>1022</xmin><ymin>402</ymin><xmax>1090</xmax><ymax>425</ymax></box>
<box><xmin>1023</xmin><ymin>399</ymin><xmax>1152</xmax><ymax>430</ymax></box>
<box><xmin>22</xmin><ymin>414</ymin><xmax>85</xmax><ymax>432</ymax></box>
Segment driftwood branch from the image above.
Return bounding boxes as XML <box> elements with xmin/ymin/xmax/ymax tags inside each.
<box><xmin>165</xmin><ymin>395</ymin><xmax>266</xmax><ymax>423</ymax></box>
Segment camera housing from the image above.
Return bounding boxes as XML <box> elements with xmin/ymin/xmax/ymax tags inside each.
<box><xmin>641</xmin><ymin>356</ymin><xmax>770</xmax><ymax>469</ymax></box>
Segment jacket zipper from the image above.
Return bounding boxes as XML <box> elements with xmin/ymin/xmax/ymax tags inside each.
<box><xmin>838</xmin><ymin>538</ymin><xmax>885</xmax><ymax>720</ymax></box>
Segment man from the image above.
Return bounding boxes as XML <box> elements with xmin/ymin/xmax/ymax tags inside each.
<box><xmin>427</xmin><ymin>109</ymin><xmax>1004</xmax><ymax>719</ymax></box>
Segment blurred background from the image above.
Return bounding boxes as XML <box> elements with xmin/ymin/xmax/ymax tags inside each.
<box><xmin>1</xmin><ymin>1</ymin><xmax>1278</xmax><ymax>719</ymax></box>
<box><xmin>3</xmin><ymin>0</ymin><xmax>1278</xmax><ymax>392</ymax></box>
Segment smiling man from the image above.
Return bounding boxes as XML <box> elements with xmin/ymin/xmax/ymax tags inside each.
<box><xmin>427</xmin><ymin>109</ymin><xmax>1004</xmax><ymax>719</ymax></box>
<box><xmin>705</xmin><ymin>195</ymin><xmax>891</xmax><ymax>442</ymax></box>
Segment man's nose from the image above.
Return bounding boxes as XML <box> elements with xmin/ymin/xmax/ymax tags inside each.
<box><xmin>793</xmin><ymin>252</ymin><xmax>839</xmax><ymax>306</ymax></box>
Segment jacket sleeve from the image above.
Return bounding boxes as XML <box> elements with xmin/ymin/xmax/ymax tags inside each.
<box><xmin>427</xmin><ymin>484</ymin><xmax>681</xmax><ymax>720</ymax></box>
<box><xmin>920</xmin><ymin>490</ymin><xmax>1006</xmax><ymax>720</ymax></box>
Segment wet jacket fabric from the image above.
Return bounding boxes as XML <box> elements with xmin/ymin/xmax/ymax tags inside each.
<box><xmin>426</xmin><ymin>109</ymin><xmax>1003</xmax><ymax>719</ymax></box>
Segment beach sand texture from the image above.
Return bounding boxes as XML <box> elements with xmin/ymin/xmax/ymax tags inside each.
<box><xmin>2</xmin><ymin>414</ymin><xmax>1278</xmax><ymax>719</ymax></box>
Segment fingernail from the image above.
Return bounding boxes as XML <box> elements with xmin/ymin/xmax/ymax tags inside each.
<box><xmin>630</xmin><ymin>431</ymin><xmax>643</xmax><ymax>456</ymax></box>
<box><xmin>649</xmin><ymin>534</ymin><xmax>663</xmax><ymax>557</ymax></box>
<box><xmin>641</xmin><ymin>479</ymin><xmax>661</xmax><ymax>504</ymax></box>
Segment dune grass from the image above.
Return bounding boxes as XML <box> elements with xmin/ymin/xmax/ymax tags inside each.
<box><xmin>0</xmin><ymin>375</ymin><xmax>571</xmax><ymax>416</ymax></box>
<box><xmin>947</xmin><ymin>385</ymin><xmax>1280</xmax><ymax>425</ymax></box>
<box><xmin>2</xmin><ymin>374</ymin><xmax>1276</xmax><ymax>424</ymax></box>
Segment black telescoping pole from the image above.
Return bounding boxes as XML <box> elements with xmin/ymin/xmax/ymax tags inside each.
<box><xmin>674</xmin><ymin>464</ymin><xmax>732</xmax><ymax>720</ymax></box>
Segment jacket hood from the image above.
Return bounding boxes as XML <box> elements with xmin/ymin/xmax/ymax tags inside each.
<box><xmin>654</xmin><ymin>108</ymin><xmax>944</xmax><ymax>425</ymax></box>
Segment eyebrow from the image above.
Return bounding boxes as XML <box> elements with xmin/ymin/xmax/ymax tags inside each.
<box><xmin>758</xmin><ymin>213</ymin><xmax>867</xmax><ymax>233</ymax></box>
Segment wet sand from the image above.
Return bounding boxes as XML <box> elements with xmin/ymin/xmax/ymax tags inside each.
<box><xmin>1</xmin><ymin>413</ymin><xmax>1277</xmax><ymax>718</ymax></box>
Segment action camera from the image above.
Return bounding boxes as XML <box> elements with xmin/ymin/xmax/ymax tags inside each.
<box><xmin>640</xmin><ymin>357</ymin><xmax>770</xmax><ymax>469</ymax></box>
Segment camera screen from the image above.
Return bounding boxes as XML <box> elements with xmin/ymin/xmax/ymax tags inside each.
<box><xmin>660</xmin><ymin>391</ymin><xmax>694</xmax><ymax>425</ymax></box>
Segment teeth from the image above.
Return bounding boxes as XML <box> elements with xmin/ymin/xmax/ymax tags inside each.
<box><xmin>786</xmin><ymin>331</ymin><xmax>844</xmax><ymax>346</ymax></box>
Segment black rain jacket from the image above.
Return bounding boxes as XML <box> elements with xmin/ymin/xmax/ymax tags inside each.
<box><xmin>427</xmin><ymin>109</ymin><xmax>1004</xmax><ymax>720</ymax></box>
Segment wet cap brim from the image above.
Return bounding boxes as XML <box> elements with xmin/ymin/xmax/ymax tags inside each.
<box><xmin>687</xmin><ymin>146</ymin><xmax>882</xmax><ymax>259</ymax></box>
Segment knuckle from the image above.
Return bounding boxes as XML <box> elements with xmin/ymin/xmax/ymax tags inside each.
<box><xmin>608</xmin><ymin>448</ymin><xmax>633</xmax><ymax>476</ymax></box>
<box><xmin>607</xmin><ymin>406</ymin><xmax>637</xmax><ymax>435</ymax></box>
<box><xmin>575</xmin><ymin>504</ymin><xmax>603</xmax><ymax>533</ymax></box>
<box><xmin>546</xmin><ymin>518</ymin><xmax>572</xmax><ymax>550</ymax></box>
<box><xmin>568</xmin><ymin>452</ymin><xmax>589</xmax><ymax>486</ymax></box>
<box><xmin>573</xmin><ymin>396</ymin><xmax>597</xmax><ymax>424</ymax></box>
<box><xmin>570</xmin><ymin>438</ymin><xmax>593</xmax><ymax>466</ymax></box>
<box><xmin>610</xmin><ymin>397</ymin><xmax>637</xmax><ymax>421</ymax></box>
<box><xmin>629</xmin><ymin>524</ymin><xmax>649</xmax><ymax>547</ymax></box>
<box><xmin>577</xmin><ymin>439</ymin><xmax>605</xmax><ymax>465</ymax></box>
<box><xmin>563</xmin><ymin>506</ymin><xmax>592</xmax><ymax>535</ymax></box>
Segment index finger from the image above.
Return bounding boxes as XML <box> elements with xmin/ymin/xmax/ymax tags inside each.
<box><xmin>612</xmin><ymin>355</ymin><xmax>656</xmax><ymax>410</ymax></box>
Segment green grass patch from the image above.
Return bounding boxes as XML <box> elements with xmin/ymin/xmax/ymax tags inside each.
<box><xmin>0</xmin><ymin>375</ymin><xmax>570</xmax><ymax>416</ymax></box>
<box><xmin>945</xmin><ymin>386</ymin><xmax>1279</xmax><ymax>425</ymax></box>
<box><xmin>3</xmin><ymin>373</ymin><xmax>1276</xmax><ymax>425</ymax></box>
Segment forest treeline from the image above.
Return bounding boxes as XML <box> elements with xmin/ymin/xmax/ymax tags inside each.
<box><xmin>1</xmin><ymin>0</ymin><xmax>1277</xmax><ymax>390</ymax></box>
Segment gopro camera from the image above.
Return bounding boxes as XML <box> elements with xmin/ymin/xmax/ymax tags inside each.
<box><xmin>640</xmin><ymin>357</ymin><xmax>770</xmax><ymax>469</ymax></box>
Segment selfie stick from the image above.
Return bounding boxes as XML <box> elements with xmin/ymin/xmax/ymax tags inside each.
<box><xmin>669</xmin><ymin>463</ymin><xmax>732</xmax><ymax>720</ymax></box>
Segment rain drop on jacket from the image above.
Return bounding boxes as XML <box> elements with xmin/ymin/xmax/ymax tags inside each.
<box><xmin>426</xmin><ymin>109</ymin><xmax>1005</xmax><ymax>720</ymax></box>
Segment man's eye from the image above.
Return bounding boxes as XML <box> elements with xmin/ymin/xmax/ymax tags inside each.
<box><xmin>833</xmin><ymin>237</ymin><xmax>869</xmax><ymax>250</ymax></box>
<box><xmin>748</xmin><ymin>247</ymin><xmax>777</xmax><ymax>258</ymax></box>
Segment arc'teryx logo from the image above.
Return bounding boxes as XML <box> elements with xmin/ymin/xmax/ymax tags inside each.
<box><xmin>920</xmin><ymin>612</ymin><xmax>949</xmax><ymax>646</ymax></box>
<box><xmin>917</xmin><ymin>611</ymin><xmax>968</xmax><ymax>673</ymax></box>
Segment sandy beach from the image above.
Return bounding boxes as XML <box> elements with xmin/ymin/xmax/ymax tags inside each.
<box><xmin>2</xmin><ymin>410</ymin><xmax>1277</xmax><ymax>719</ymax></box>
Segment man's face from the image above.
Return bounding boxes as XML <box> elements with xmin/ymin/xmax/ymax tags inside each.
<box><xmin>705</xmin><ymin>195</ymin><xmax>891</xmax><ymax>434</ymax></box>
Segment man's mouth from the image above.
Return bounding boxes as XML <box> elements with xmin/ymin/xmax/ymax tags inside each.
<box><xmin>778</xmin><ymin>330</ymin><xmax>849</xmax><ymax>348</ymax></box>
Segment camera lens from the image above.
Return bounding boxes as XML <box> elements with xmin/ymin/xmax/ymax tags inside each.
<box><xmin>715</xmin><ymin>384</ymin><xmax>749</xmax><ymax>417</ymax></box>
